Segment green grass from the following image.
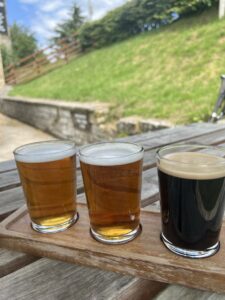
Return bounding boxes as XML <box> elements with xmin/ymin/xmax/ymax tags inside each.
<box><xmin>10</xmin><ymin>7</ymin><xmax>225</xmax><ymax>124</ymax></box>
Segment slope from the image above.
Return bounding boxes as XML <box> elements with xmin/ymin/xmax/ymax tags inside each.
<box><xmin>10</xmin><ymin>7</ymin><xmax>225</xmax><ymax>124</ymax></box>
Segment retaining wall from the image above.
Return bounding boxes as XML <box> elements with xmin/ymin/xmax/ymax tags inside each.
<box><xmin>0</xmin><ymin>96</ymin><xmax>113</xmax><ymax>145</ymax></box>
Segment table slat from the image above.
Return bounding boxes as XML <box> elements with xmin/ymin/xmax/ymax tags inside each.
<box><xmin>0</xmin><ymin>187</ymin><xmax>25</xmax><ymax>221</ymax></box>
<box><xmin>0</xmin><ymin>160</ymin><xmax>16</xmax><ymax>174</ymax></box>
<box><xmin>0</xmin><ymin>258</ymin><xmax>166</xmax><ymax>300</ymax></box>
<box><xmin>154</xmin><ymin>284</ymin><xmax>225</xmax><ymax>300</ymax></box>
<box><xmin>0</xmin><ymin>249</ymin><xmax>37</xmax><ymax>278</ymax></box>
<box><xmin>119</xmin><ymin>123</ymin><xmax>225</xmax><ymax>145</ymax></box>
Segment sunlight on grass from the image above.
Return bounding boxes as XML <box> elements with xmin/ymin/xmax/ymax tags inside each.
<box><xmin>10</xmin><ymin>7</ymin><xmax>223</xmax><ymax>124</ymax></box>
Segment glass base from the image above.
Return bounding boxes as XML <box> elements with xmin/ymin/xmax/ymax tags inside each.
<box><xmin>31</xmin><ymin>213</ymin><xmax>79</xmax><ymax>233</ymax></box>
<box><xmin>90</xmin><ymin>224</ymin><xmax>142</xmax><ymax>245</ymax></box>
<box><xmin>161</xmin><ymin>233</ymin><xmax>220</xmax><ymax>258</ymax></box>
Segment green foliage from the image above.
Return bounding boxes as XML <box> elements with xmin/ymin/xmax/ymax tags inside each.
<box><xmin>168</xmin><ymin>0</ymin><xmax>216</xmax><ymax>16</ymax></box>
<box><xmin>78</xmin><ymin>0</ymin><xmax>218</xmax><ymax>50</ymax></box>
<box><xmin>10</xmin><ymin>7</ymin><xmax>223</xmax><ymax>124</ymax></box>
<box><xmin>1</xmin><ymin>23</ymin><xmax>37</xmax><ymax>68</ymax></box>
<box><xmin>54</xmin><ymin>4</ymin><xmax>84</xmax><ymax>43</ymax></box>
<box><xmin>0</xmin><ymin>45</ymin><xmax>14</xmax><ymax>68</ymax></box>
<box><xmin>10</xmin><ymin>23</ymin><xmax>37</xmax><ymax>62</ymax></box>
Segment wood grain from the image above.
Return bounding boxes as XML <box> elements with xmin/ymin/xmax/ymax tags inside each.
<box><xmin>0</xmin><ymin>258</ymin><xmax>134</xmax><ymax>300</ymax></box>
<box><xmin>0</xmin><ymin>187</ymin><xmax>25</xmax><ymax>221</ymax></box>
<box><xmin>154</xmin><ymin>284</ymin><xmax>225</xmax><ymax>300</ymax></box>
<box><xmin>0</xmin><ymin>255</ymin><xmax>168</xmax><ymax>300</ymax></box>
<box><xmin>113</xmin><ymin>279</ymin><xmax>167</xmax><ymax>300</ymax></box>
<box><xmin>117</xmin><ymin>123</ymin><xmax>225</xmax><ymax>144</ymax></box>
<box><xmin>0</xmin><ymin>249</ymin><xmax>37</xmax><ymax>277</ymax></box>
<box><xmin>141</xmin><ymin>167</ymin><xmax>159</xmax><ymax>206</ymax></box>
<box><xmin>1</xmin><ymin>204</ymin><xmax>225</xmax><ymax>293</ymax></box>
<box><xmin>142</xmin><ymin>127</ymin><xmax>225</xmax><ymax>150</ymax></box>
<box><xmin>0</xmin><ymin>170</ymin><xmax>21</xmax><ymax>192</ymax></box>
<box><xmin>0</xmin><ymin>160</ymin><xmax>16</xmax><ymax>174</ymax></box>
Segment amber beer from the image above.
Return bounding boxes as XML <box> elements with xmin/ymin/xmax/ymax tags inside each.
<box><xmin>157</xmin><ymin>145</ymin><xmax>225</xmax><ymax>258</ymax></box>
<box><xmin>79</xmin><ymin>142</ymin><xmax>144</xmax><ymax>244</ymax></box>
<box><xmin>14</xmin><ymin>141</ymin><xmax>78</xmax><ymax>233</ymax></box>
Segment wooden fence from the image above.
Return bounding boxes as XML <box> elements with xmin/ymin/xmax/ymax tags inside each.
<box><xmin>4</xmin><ymin>33</ymin><xmax>81</xmax><ymax>85</ymax></box>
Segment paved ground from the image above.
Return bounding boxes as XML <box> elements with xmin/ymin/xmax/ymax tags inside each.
<box><xmin>0</xmin><ymin>113</ymin><xmax>53</xmax><ymax>162</ymax></box>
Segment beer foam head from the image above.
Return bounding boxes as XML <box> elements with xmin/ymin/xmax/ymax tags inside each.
<box><xmin>79</xmin><ymin>142</ymin><xmax>144</xmax><ymax>166</ymax></box>
<box><xmin>157</xmin><ymin>152</ymin><xmax>225</xmax><ymax>180</ymax></box>
<box><xmin>14</xmin><ymin>140</ymin><xmax>76</xmax><ymax>163</ymax></box>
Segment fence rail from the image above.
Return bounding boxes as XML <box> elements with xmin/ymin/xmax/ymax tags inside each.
<box><xmin>4</xmin><ymin>33</ymin><xmax>81</xmax><ymax>85</ymax></box>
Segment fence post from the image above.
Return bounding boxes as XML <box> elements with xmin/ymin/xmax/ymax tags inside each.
<box><xmin>11</xmin><ymin>65</ymin><xmax>17</xmax><ymax>85</ymax></box>
<box><xmin>34</xmin><ymin>52</ymin><xmax>40</xmax><ymax>75</ymax></box>
<box><xmin>63</xmin><ymin>44</ymin><xmax>69</xmax><ymax>64</ymax></box>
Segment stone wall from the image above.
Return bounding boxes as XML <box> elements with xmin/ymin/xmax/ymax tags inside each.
<box><xmin>0</xmin><ymin>96</ymin><xmax>114</xmax><ymax>145</ymax></box>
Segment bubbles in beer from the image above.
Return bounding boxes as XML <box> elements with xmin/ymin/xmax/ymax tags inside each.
<box><xmin>158</xmin><ymin>152</ymin><xmax>225</xmax><ymax>180</ymax></box>
<box><xmin>14</xmin><ymin>141</ymin><xmax>76</xmax><ymax>163</ymax></box>
<box><xmin>79</xmin><ymin>142</ymin><xmax>144</xmax><ymax>166</ymax></box>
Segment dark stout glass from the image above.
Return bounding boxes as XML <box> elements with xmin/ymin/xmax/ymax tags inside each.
<box><xmin>79</xmin><ymin>142</ymin><xmax>144</xmax><ymax>244</ymax></box>
<box><xmin>157</xmin><ymin>148</ymin><xmax>225</xmax><ymax>258</ymax></box>
<box><xmin>14</xmin><ymin>141</ymin><xmax>78</xmax><ymax>233</ymax></box>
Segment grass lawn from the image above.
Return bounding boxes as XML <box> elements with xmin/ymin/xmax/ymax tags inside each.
<box><xmin>10</xmin><ymin>7</ymin><xmax>225</xmax><ymax>124</ymax></box>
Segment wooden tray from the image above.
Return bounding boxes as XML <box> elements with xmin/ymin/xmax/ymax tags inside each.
<box><xmin>1</xmin><ymin>204</ymin><xmax>225</xmax><ymax>294</ymax></box>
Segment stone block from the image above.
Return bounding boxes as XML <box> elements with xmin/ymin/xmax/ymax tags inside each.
<box><xmin>139</xmin><ymin>119</ymin><xmax>173</xmax><ymax>132</ymax></box>
<box><xmin>72</xmin><ymin>112</ymin><xmax>90</xmax><ymax>131</ymax></box>
<box><xmin>117</xmin><ymin>116</ymin><xmax>141</xmax><ymax>136</ymax></box>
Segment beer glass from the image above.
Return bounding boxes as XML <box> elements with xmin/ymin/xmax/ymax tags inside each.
<box><xmin>79</xmin><ymin>142</ymin><xmax>144</xmax><ymax>244</ymax></box>
<box><xmin>14</xmin><ymin>140</ymin><xmax>78</xmax><ymax>233</ymax></box>
<box><xmin>157</xmin><ymin>144</ymin><xmax>225</xmax><ymax>258</ymax></box>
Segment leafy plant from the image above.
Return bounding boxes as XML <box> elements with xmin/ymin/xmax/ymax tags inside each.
<box><xmin>54</xmin><ymin>4</ymin><xmax>84</xmax><ymax>43</ymax></box>
<box><xmin>10</xmin><ymin>23</ymin><xmax>37</xmax><ymax>62</ymax></box>
<box><xmin>1</xmin><ymin>23</ymin><xmax>37</xmax><ymax>69</ymax></box>
<box><xmin>78</xmin><ymin>0</ymin><xmax>218</xmax><ymax>51</ymax></box>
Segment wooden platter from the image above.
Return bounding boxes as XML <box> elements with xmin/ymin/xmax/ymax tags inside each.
<box><xmin>1</xmin><ymin>203</ymin><xmax>225</xmax><ymax>293</ymax></box>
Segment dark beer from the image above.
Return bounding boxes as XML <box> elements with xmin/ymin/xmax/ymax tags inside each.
<box><xmin>157</xmin><ymin>150</ymin><xmax>225</xmax><ymax>257</ymax></box>
<box><xmin>14</xmin><ymin>141</ymin><xmax>78</xmax><ymax>233</ymax></box>
<box><xmin>79</xmin><ymin>142</ymin><xmax>144</xmax><ymax>244</ymax></box>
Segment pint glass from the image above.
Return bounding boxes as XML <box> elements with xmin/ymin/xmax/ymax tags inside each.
<box><xmin>14</xmin><ymin>140</ymin><xmax>78</xmax><ymax>233</ymax></box>
<box><xmin>157</xmin><ymin>144</ymin><xmax>225</xmax><ymax>258</ymax></box>
<box><xmin>79</xmin><ymin>142</ymin><xmax>144</xmax><ymax>244</ymax></box>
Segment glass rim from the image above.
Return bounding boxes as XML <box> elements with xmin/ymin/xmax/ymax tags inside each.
<box><xmin>14</xmin><ymin>140</ymin><xmax>76</xmax><ymax>160</ymax></box>
<box><xmin>79</xmin><ymin>141</ymin><xmax>144</xmax><ymax>160</ymax></box>
<box><xmin>156</xmin><ymin>143</ymin><xmax>225</xmax><ymax>166</ymax></box>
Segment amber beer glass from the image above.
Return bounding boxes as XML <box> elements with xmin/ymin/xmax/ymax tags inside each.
<box><xmin>14</xmin><ymin>141</ymin><xmax>78</xmax><ymax>233</ymax></box>
<box><xmin>79</xmin><ymin>142</ymin><xmax>144</xmax><ymax>244</ymax></box>
<box><xmin>157</xmin><ymin>144</ymin><xmax>225</xmax><ymax>258</ymax></box>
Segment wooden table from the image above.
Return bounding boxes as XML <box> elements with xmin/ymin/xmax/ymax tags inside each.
<box><xmin>1</xmin><ymin>123</ymin><xmax>225</xmax><ymax>299</ymax></box>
